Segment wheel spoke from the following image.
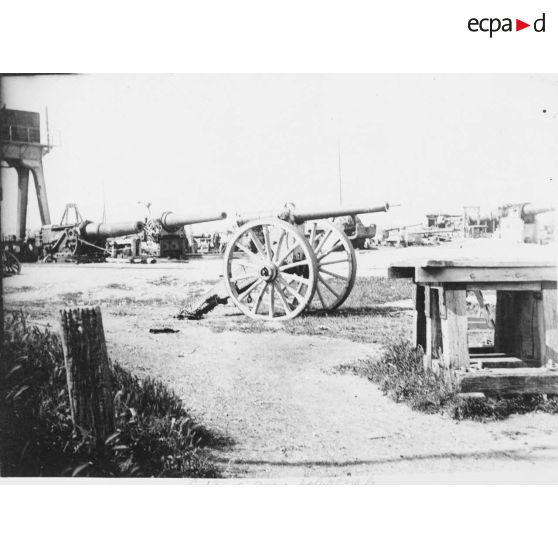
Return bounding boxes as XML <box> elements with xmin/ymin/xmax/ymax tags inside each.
<box><xmin>230</xmin><ymin>272</ymin><xmax>259</xmax><ymax>283</ymax></box>
<box><xmin>276</xmin><ymin>275</ymin><xmax>306</xmax><ymax>303</ymax></box>
<box><xmin>318</xmin><ymin>276</ymin><xmax>341</xmax><ymax>299</ymax></box>
<box><xmin>316</xmin><ymin>284</ymin><xmax>326</xmax><ymax>307</ymax></box>
<box><xmin>273</xmin><ymin>229</ymin><xmax>286</xmax><ymax>264</ymax></box>
<box><xmin>319</xmin><ymin>268</ymin><xmax>349</xmax><ymax>282</ymax></box>
<box><xmin>268</xmin><ymin>283</ymin><xmax>275</xmax><ymax>318</ymax></box>
<box><xmin>248</xmin><ymin>229</ymin><xmax>267</xmax><ymax>258</ymax></box>
<box><xmin>279</xmin><ymin>259</ymin><xmax>309</xmax><ymax>272</ymax></box>
<box><xmin>276</xmin><ymin>240</ymin><xmax>302</xmax><ymax>267</ymax></box>
<box><xmin>319</xmin><ymin>257</ymin><xmax>350</xmax><ymax>266</ymax></box>
<box><xmin>314</xmin><ymin>229</ymin><xmax>332</xmax><ymax>257</ymax></box>
<box><xmin>263</xmin><ymin>225</ymin><xmax>273</xmax><ymax>259</ymax></box>
<box><xmin>235</xmin><ymin>242</ymin><xmax>263</xmax><ymax>261</ymax></box>
<box><xmin>276</xmin><ymin>284</ymin><xmax>292</xmax><ymax>313</ymax></box>
<box><xmin>238</xmin><ymin>278</ymin><xmax>264</xmax><ymax>301</ymax></box>
<box><xmin>280</xmin><ymin>271</ymin><xmax>311</xmax><ymax>286</ymax></box>
<box><xmin>253</xmin><ymin>282</ymin><xmax>268</xmax><ymax>314</ymax></box>
<box><xmin>317</xmin><ymin>239</ymin><xmax>342</xmax><ymax>261</ymax></box>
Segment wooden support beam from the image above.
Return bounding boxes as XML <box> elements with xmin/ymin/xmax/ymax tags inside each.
<box><xmin>440</xmin><ymin>289</ymin><xmax>469</xmax><ymax>369</ymax></box>
<box><xmin>415</xmin><ymin>267</ymin><xmax>556</xmax><ymax>284</ymax></box>
<box><xmin>460</xmin><ymin>368</ymin><xmax>558</xmax><ymax>395</ymax></box>
<box><xmin>59</xmin><ymin>306</ymin><xmax>115</xmax><ymax>443</ymax></box>
<box><xmin>470</xmin><ymin>356</ymin><xmax>526</xmax><ymax>368</ymax></box>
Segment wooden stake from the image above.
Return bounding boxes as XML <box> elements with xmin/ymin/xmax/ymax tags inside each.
<box><xmin>59</xmin><ymin>306</ymin><xmax>115</xmax><ymax>443</ymax></box>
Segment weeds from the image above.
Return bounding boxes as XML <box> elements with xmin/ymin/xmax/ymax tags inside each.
<box><xmin>1</xmin><ymin>311</ymin><xmax>218</xmax><ymax>477</ymax></box>
<box><xmin>339</xmin><ymin>339</ymin><xmax>558</xmax><ymax>421</ymax></box>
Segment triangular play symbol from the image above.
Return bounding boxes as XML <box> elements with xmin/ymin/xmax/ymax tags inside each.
<box><xmin>516</xmin><ymin>19</ymin><xmax>530</xmax><ymax>31</ymax></box>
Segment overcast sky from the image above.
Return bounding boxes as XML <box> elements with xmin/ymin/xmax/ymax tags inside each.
<box><xmin>1</xmin><ymin>74</ymin><xmax>556</xmax><ymax>234</ymax></box>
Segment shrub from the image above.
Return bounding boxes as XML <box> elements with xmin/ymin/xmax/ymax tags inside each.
<box><xmin>1</xmin><ymin>312</ymin><xmax>217</xmax><ymax>477</ymax></box>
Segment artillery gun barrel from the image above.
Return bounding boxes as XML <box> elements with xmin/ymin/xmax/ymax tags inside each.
<box><xmin>289</xmin><ymin>203</ymin><xmax>390</xmax><ymax>224</ymax></box>
<box><xmin>522</xmin><ymin>204</ymin><xmax>555</xmax><ymax>218</ymax></box>
<box><xmin>83</xmin><ymin>220</ymin><xmax>145</xmax><ymax>239</ymax></box>
<box><xmin>159</xmin><ymin>210</ymin><xmax>228</xmax><ymax>232</ymax></box>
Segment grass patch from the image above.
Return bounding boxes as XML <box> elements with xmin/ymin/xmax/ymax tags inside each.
<box><xmin>104</xmin><ymin>283</ymin><xmax>132</xmax><ymax>290</ymax></box>
<box><xmin>1</xmin><ymin>312</ymin><xmax>219</xmax><ymax>477</ymax></box>
<box><xmin>3</xmin><ymin>285</ymin><xmax>36</xmax><ymax>294</ymax></box>
<box><xmin>148</xmin><ymin>275</ymin><xmax>178</xmax><ymax>287</ymax></box>
<box><xmin>207</xmin><ymin>276</ymin><xmax>414</xmax><ymax>345</ymax></box>
<box><xmin>338</xmin><ymin>339</ymin><xmax>558</xmax><ymax>421</ymax></box>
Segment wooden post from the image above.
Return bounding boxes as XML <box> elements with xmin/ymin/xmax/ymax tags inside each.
<box><xmin>59</xmin><ymin>306</ymin><xmax>115</xmax><ymax>443</ymax></box>
<box><xmin>440</xmin><ymin>288</ymin><xmax>469</xmax><ymax>369</ymax></box>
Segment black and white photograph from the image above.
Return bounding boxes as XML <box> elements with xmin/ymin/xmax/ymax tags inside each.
<box><xmin>1</xmin><ymin>73</ymin><xmax>557</xmax><ymax>482</ymax></box>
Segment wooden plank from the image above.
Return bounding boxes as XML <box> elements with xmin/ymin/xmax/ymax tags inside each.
<box><xmin>469</xmin><ymin>352</ymin><xmax>507</xmax><ymax>358</ymax></box>
<box><xmin>440</xmin><ymin>288</ymin><xmax>469</xmax><ymax>368</ymax></box>
<box><xmin>470</xmin><ymin>356</ymin><xmax>526</xmax><ymax>368</ymax></box>
<box><xmin>423</xmin><ymin>258</ymin><xmax>556</xmax><ymax>268</ymax></box>
<box><xmin>460</xmin><ymin>368</ymin><xmax>558</xmax><ymax>395</ymax></box>
<box><xmin>415</xmin><ymin>266</ymin><xmax>557</xmax><ymax>284</ymax></box>
<box><xmin>541</xmin><ymin>288</ymin><xmax>558</xmax><ymax>363</ymax></box>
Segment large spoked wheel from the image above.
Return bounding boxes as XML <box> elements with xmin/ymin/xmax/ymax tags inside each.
<box><xmin>306</xmin><ymin>220</ymin><xmax>357</xmax><ymax>312</ymax></box>
<box><xmin>224</xmin><ymin>218</ymin><xmax>318</xmax><ymax>321</ymax></box>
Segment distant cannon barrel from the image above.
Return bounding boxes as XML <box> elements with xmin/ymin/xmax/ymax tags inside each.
<box><xmin>158</xmin><ymin>210</ymin><xmax>228</xmax><ymax>232</ymax></box>
<box><xmin>82</xmin><ymin>220</ymin><xmax>144</xmax><ymax>239</ymax></box>
<box><xmin>288</xmin><ymin>203</ymin><xmax>390</xmax><ymax>224</ymax></box>
<box><xmin>235</xmin><ymin>203</ymin><xmax>390</xmax><ymax>226</ymax></box>
<box><xmin>521</xmin><ymin>203</ymin><xmax>555</xmax><ymax>219</ymax></box>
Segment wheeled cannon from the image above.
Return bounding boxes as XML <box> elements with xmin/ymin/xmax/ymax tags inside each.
<box><xmin>222</xmin><ymin>203</ymin><xmax>390</xmax><ymax>320</ymax></box>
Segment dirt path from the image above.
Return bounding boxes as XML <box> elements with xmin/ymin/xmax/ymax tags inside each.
<box><xmin>103</xmin><ymin>311</ymin><xmax>558</xmax><ymax>481</ymax></box>
<box><xmin>6</xmin><ymin>262</ymin><xmax>558</xmax><ymax>481</ymax></box>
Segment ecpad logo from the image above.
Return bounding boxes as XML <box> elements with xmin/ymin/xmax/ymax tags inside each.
<box><xmin>468</xmin><ymin>13</ymin><xmax>546</xmax><ymax>37</ymax></box>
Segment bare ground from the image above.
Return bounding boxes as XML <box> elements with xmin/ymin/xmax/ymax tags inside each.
<box><xmin>4</xmin><ymin>258</ymin><xmax>558</xmax><ymax>481</ymax></box>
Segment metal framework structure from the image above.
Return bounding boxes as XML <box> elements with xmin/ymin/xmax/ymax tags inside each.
<box><xmin>0</xmin><ymin>108</ymin><xmax>52</xmax><ymax>239</ymax></box>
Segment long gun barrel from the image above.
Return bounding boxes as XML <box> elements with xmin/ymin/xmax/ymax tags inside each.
<box><xmin>287</xmin><ymin>203</ymin><xmax>390</xmax><ymax>224</ymax></box>
<box><xmin>521</xmin><ymin>203</ymin><xmax>555</xmax><ymax>219</ymax></box>
<box><xmin>236</xmin><ymin>203</ymin><xmax>390</xmax><ymax>226</ymax></box>
<box><xmin>158</xmin><ymin>210</ymin><xmax>228</xmax><ymax>232</ymax></box>
<box><xmin>82</xmin><ymin>220</ymin><xmax>145</xmax><ymax>239</ymax></box>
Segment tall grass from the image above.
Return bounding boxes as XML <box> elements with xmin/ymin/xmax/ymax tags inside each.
<box><xmin>1</xmin><ymin>312</ymin><xmax>217</xmax><ymax>477</ymax></box>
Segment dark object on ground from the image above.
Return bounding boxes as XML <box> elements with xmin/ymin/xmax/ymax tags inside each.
<box><xmin>177</xmin><ymin>293</ymin><xmax>229</xmax><ymax>320</ymax></box>
<box><xmin>149</xmin><ymin>327</ymin><xmax>180</xmax><ymax>334</ymax></box>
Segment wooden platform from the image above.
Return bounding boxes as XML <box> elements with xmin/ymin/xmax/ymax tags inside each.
<box><xmin>388</xmin><ymin>245</ymin><xmax>558</xmax><ymax>395</ymax></box>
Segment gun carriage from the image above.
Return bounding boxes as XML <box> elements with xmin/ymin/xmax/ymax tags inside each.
<box><xmin>222</xmin><ymin>203</ymin><xmax>389</xmax><ymax>320</ymax></box>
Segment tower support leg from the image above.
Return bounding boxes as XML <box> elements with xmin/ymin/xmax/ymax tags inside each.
<box><xmin>30</xmin><ymin>161</ymin><xmax>51</xmax><ymax>226</ymax></box>
<box><xmin>16</xmin><ymin>166</ymin><xmax>30</xmax><ymax>239</ymax></box>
